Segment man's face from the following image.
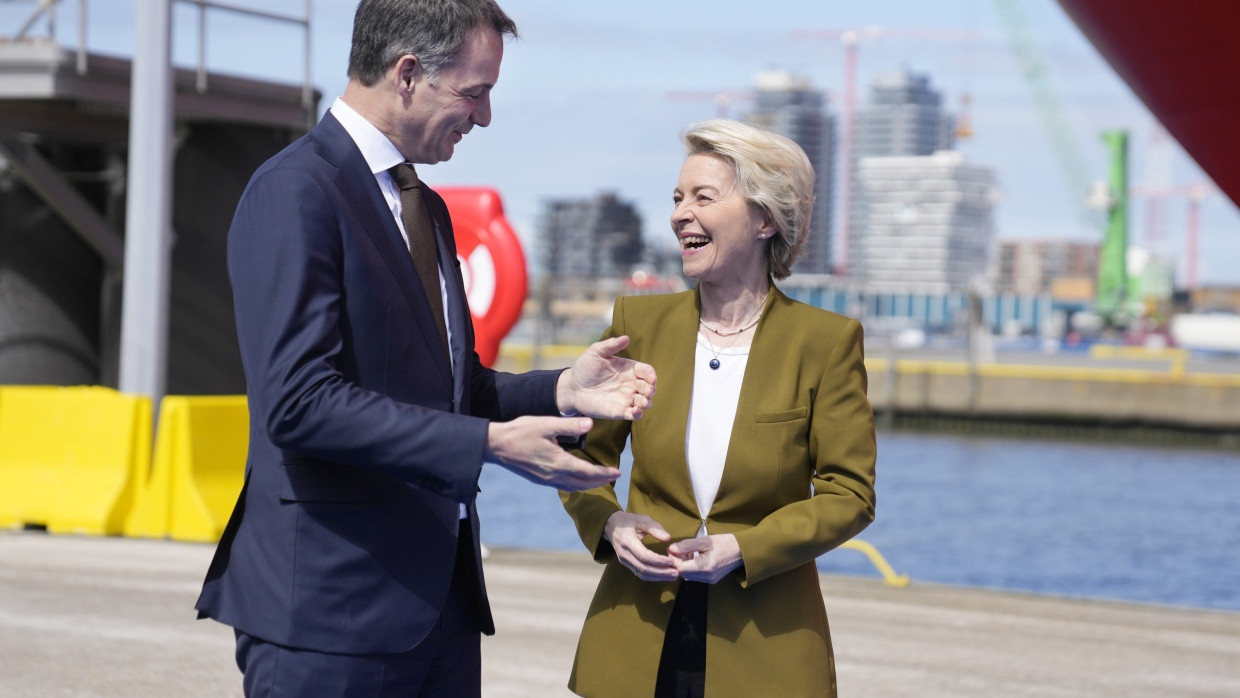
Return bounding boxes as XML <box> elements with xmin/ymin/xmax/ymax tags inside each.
<box><xmin>401</xmin><ymin>25</ymin><xmax>503</xmax><ymax>164</ymax></box>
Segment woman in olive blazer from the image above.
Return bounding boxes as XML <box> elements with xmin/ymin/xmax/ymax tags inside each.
<box><xmin>561</xmin><ymin>120</ymin><xmax>877</xmax><ymax>698</ymax></box>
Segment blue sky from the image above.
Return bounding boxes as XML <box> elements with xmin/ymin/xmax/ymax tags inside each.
<box><xmin>13</xmin><ymin>0</ymin><xmax>1240</xmax><ymax>284</ymax></box>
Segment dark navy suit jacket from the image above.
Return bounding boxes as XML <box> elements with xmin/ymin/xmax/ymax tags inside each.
<box><xmin>195</xmin><ymin>112</ymin><xmax>560</xmax><ymax>654</ymax></box>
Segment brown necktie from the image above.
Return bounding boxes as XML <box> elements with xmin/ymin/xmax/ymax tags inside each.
<box><xmin>389</xmin><ymin>163</ymin><xmax>450</xmax><ymax>360</ymax></box>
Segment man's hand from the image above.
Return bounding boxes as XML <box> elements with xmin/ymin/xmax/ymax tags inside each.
<box><xmin>604</xmin><ymin>512</ymin><xmax>678</xmax><ymax>582</ymax></box>
<box><xmin>484</xmin><ymin>416</ymin><xmax>620</xmax><ymax>492</ymax></box>
<box><xmin>669</xmin><ymin>534</ymin><xmax>743</xmax><ymax>585</ymax></box>
<box><xmin>556</xmin><ymin>336</ymin><xmax>656</xmax><ymax>420</ymax></box>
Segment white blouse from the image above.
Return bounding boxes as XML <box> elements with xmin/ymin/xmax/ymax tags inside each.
<box><xmin>685</xmin><ymin>334</ymin><xmax>751</xmax><ymax>536</ymax></box>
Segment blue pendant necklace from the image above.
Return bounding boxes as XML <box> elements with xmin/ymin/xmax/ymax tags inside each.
<box><xmin>698</xmin><ymin>299</ymin><xmax>765</xmax><ymax>370</ymax></box>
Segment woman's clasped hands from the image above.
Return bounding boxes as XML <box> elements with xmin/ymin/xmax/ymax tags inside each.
<box><xmin>603</xmin><ymin>511</ymin><xmax>744</xmax><ymax>584</ymax></box>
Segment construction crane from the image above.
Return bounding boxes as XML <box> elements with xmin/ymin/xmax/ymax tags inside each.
<box><xmin>995</xmin><ymin>0</ymin><xmax>1219</xmax><ymax>320</ymax></box>
<box><xmin>1129</xmin><ymin>125</ymin><xmax>1221</xmax><ymax>294</ymax></box>
<box><xmin>1095</xmin><ymin>130</ymin><xmax>1130</xmax><ymax>324</ymax></box>
<box><xmin>793</xmin><ymin>26</ymin><xmax>976</xmax><ymax>275</ymax></box>
<box><xmin>993</xmin><ymin>0</ymin><xmax>1095</xmax><ymax>218</ymax></box>
<box><xmin>664</xmin><ymin>89</ymin><xmax>755</xmax><ymax>119</ymax></box>
<box><xmin>1183</xmin><ymin>181</ymin><xmax>1215</xmax><ymax>293</ymax></box>
<box><xmin>1139</xmin><ymin>125</ymin><xmax>1174</xmax><ymax>248</ymax></box>
<box><xmin>993</xmin><ymin>0</ymin><xmax>1144</xmax><ymax>327</ymax></box>
<box><xmin>1130</xmin><ymin>179</ymin><xmax>1217</xmax><ymax>293</ymax></box>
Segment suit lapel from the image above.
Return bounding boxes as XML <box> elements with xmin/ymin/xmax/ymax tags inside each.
<box><xmin>641</xmin><ymin>289</ymin><xmax>703</xmax><ymax>515</ymax></box>
<box><xmin>312</xmin><ymin>114</ymin><xmax>453</xmax><ymax>388</ymax></box>
<box><xmin>713</xmin><ymin>287</ymin><xmax>784</xmax><ymax>510</ymax></box>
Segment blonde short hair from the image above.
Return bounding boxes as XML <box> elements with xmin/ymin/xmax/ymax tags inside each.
<box><xmin>681</xmin><ymin>119</ymin><xmax>815</xmax><ymax>279</ymax></box>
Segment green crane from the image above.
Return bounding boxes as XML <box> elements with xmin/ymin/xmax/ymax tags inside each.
<box><xmin>1096</xmin><ymin>130</ymin><xmax>1130</xmax><ymax>326</ymax></box>
<box><xmin>994</xmin><ymin>0</ymin><xmax>1132</xmax><ymax>327</ymax></box>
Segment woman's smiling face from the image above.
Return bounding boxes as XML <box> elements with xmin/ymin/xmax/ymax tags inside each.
<box><xmin>671</xmin><ymin>152</ymin><xmax>771</xmax><ymax>285</ymax></box>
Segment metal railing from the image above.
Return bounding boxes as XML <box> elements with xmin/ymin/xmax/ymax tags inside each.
<box><xmin>4</xmin><ymin>0</ymin><xmax>89</xmax><ymax>74</ymax></box>
<box><xmin>3</xmin><ymin>0</ymin><xmax>314</xmax><ymax>118</ymax></box>
<box><xmin>839</xmin><ymin>539</ymin><xmax>910</xmax><ymax>587</ymax></box>
<box><xmin>182</xmin><ymin>0</ymin><xmax>313</xmax><ymax>116</ymax></box>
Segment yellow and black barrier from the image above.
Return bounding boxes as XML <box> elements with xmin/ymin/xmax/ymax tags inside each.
<box><xmin>0</xmin><ymin>386</ymin><xmax>152</xmax><ymax>535</ymax></box>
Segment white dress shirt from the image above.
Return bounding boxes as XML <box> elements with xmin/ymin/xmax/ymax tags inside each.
<box><xmin>329</xmin><ymin>97</ymin><xmax>455</xmax><ymax>373</ymax></box>
<box><xmin>330</xmin><ymin>98</ymin><xmax>465</xmax><ymax>518</ymax></box>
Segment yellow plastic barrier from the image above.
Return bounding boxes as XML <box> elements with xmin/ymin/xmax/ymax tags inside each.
<box><xmin>123</xmin><ymin>406</ymin><xmax>174</xmax><ymax>539</ymax></box>
<box><xmin>0</xmin><ymin>386</ymin><xmax>151</xmax><ymax>535</ymax></box>
<box><xmin>126</xmin><ymin>396</ymin><xmax>248</xmax><ymax>542</ymax></box>
<box><xmin>0</xmin><ymin>386</ymin><xmax>70</xmax><ymax>528</ymax></box>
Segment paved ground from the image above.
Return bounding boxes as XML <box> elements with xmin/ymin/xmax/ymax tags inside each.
<box><xmin>2</xmin><ymin>530</ymin><xmax>1239</xmax><ymax>697</ymax></box>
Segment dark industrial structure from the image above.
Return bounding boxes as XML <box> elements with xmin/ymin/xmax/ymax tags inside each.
<box><xmin>0</xmin><ymin>15</ymin><xmax>315</xmax><ymax>394</ymax></box>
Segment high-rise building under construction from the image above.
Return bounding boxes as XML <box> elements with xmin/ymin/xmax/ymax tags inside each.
<box><xmin>743</xmin><ymin>71</ymin><xmax>835</xmax><ymax>275</ymax></box>
<box><xmin>856</xmin><ymin>151</ymin><xmax>997</xmax><ymax>293</ymax></box>
<box><xmin>849</xmin><ymin>71</ymin><xmax>958</xmax><ymax>279</ymax></box>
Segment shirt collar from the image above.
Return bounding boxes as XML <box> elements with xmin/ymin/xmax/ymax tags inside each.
<box><xmin>330</xmin><ymin>97</ymin><xmax>406</xmax><ymax>175</ymax></box>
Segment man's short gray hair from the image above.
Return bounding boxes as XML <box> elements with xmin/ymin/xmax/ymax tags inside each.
<box><xmin>681</xmin><ymin>120</ymin><xmax>816</xmax><ymax>280</ymax></box>
<box><xmin>347</xmin><ymin>0</ymin><xmax>518</xmax><ymax>85</ymax></box>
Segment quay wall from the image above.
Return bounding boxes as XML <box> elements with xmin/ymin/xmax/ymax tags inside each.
<box><xmin>865</xmin><ymin>358</ymin><xmax>1240</xmax><ymax>430</ymax></box>
<box><xmin>496</xmin><ymin>344</ymin><xmax>1240</xmax><ymax>445</ymax></box>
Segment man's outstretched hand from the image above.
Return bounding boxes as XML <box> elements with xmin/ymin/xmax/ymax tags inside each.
<box><xmin>556</xmin><ymin>336</ymin><xmax>656</xmax><ymax>421</ymax></box>
<box><xmin>485</xmin><ymin>416</ymin><xmax>621</xmax><ymax>492</ymax></box>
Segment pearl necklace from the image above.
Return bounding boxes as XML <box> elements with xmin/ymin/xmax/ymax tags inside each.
<box><xmin>698</xmin><ymin>292</ymin><xmax>768</xmax><ymax>370</ymax></box>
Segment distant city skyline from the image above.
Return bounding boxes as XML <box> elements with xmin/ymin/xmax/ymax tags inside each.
<box><xmin>537</xmin><ymin>192</ymin><xmax>643</xmax><ymax>281</ymax></box>
<box><xmin>10</xmin><ymin>0</ymin><xmax>1238</xmax><ymax>285</ymax></box>
<box><xmin>743</xmin><ymin>70</ymin><xmax>835</xmax><ymax>274</ymax></box>
<box><xmin>850</xmin><ymin>69</ymin><xmax>961</xmax><ymax>279</ymax></box>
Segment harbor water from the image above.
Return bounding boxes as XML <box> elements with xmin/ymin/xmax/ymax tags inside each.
<box><xmin>477</xmin><ymin>431</ymin><xmax>1240</xmax><ymax>612</ymax></box>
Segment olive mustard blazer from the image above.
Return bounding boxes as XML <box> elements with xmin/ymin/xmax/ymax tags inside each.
<box><xmin>561</xmin><ymin>286</ymin><xmax>877</xmax><ymax>698</ymax></box>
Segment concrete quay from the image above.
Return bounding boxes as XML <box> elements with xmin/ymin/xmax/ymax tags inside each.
<box><xmin>1</xmin><ymin>531</ymin><xmax>1238</xmax><ymax>697</ymax></box>
<box><xmin>497</xmin><ymin>344</ymin><xmax>1240</xmax><ymax>440</ymax></box>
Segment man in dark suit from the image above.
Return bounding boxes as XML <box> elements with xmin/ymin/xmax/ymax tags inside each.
<box><xmin>194</xmin><ymin>1</ymin><xmax>656</xmax><ymax>695</ymax></box>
